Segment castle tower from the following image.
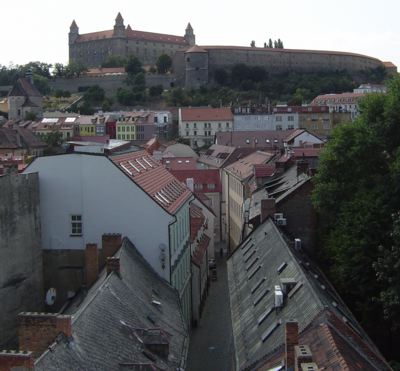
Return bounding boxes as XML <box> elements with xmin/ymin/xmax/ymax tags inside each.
<box><xmin>113</xmin><ymin>12</ymin><xmax>126</xmax><ymax>37</ymax></box>
<box><xmin>184</xmin><ymin>23</ymin><xmax>196</xmax><ymax>46</ymax></box>
<box><xmin>69</xmin><ymin>20</ymin><xmax>79</xmax><ymax>45</ymax></box>
<box><xmin>185</xmin><ymin>45</ymin><xmax>209</xmax><ymax>88</ymax></box>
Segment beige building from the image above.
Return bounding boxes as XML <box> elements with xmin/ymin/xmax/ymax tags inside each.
<box><xmin>222</xmin><ymin>151</ymin><xmax>274</xmax><ymax>251</ymax></box>
<box><xmin>7</xmin><ymin>78</ymin><xmax>43</xmax><ymax>120</ymax></box>
<box><xmin>179</xmin><ymin>107</ymin><xmax>234</xmax><ymax>148</ymax></box>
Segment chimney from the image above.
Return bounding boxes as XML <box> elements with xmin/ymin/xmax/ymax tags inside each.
<box><xmin>18</xmin><ymin>313</ymin><xmax>72</xmax><ymax>356</ymax></box>
<box><xmin>102</xmin><ymin>233</ymin><xmax>122</xmax><ymax>259</ymax></box>
<box><xmin>260</xmin><ymin>198</ymin><xmax>276</xmax><ymax>223</ymax></box>
<box><xmin>285</xmin><ymin>320</ymin><xmax>299</xmax><ymax>370</ymax></box>
<box><xmin>106</xmin><ymin>257</ymin><xmax>120</xmax><ymax>276</ymax></box>
<box><xmin>296</xmin><ymin>160</ymin><xmax>309</xmax><ymax>177</ymax></box>
<box><xmin>85</xmin><ymin>243</ymin><xmax>99</xmax><ymax>288</ymax></box>
<box><xmin>0</xmin><ymin>350</ymin><xmax>34</xmax><ymax>371</ymax></box>
<box><xmin>294</xmin><ymin>345</ymin><xmax>313</xmax><ymax>371</ymax></box>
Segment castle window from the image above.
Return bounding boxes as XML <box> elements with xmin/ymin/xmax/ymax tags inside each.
<box><xmin>186</xmin><ymin>57</ymin><xmax>190</xmax><ymax>62</ymax></box>
<box><xmin>71</xmin><ymin>215</ymin><xmax>83</xmax><ymax>236</ymax></box>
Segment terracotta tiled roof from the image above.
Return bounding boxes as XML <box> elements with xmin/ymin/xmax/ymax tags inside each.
<box><xmin>291</xmin><ymin>147</ymin><xmax>323</xmax><ymax>158</ymax></box>
<box><xmin>180</xmin><ymin>107</ymin><xmax>233</xmax><ymax>121</ymax></box>
<box><xmin>171</xmin><ymin>169</ymin><xmax>221</xmax><ymax>193</ymax></box>
<box><xmin>162</xmin><ymin>157</ymin><xmax>198</xmax><ymax>170</ymax></box>
<box><xmin>185</xmin><ymin>45</ymin><xmax>207</xmax><ymax>53</ymax></box>
<box><xmin>311</xmin><ymin>92</ymin><xmax>364</xmax><ymax>105</ymax></box>
<box><xmin>253</xmin><ymin>163</ymin><xmax>276</xmax><ymax>178</ymax></box>
<box><xmin>225</xmin><ymin>151</ymin><xmax>274</xmax><ymax>180</ymax></box>
<box><xmin>76</xmin><ymin>28</ymin><xmax>187</xmax><ymax>45</ymax></box>
<box><xmin>190</xmin><ymin>204</ymin><xmax>205</xmax><ymax>242</ymax></box>
<box><xmin>110</xmin><ymin>150</ymin><xmax>192</xmax><ymax>214</ymax></box>
<box><xmin>215</xmin><ymin>130</ymin><xmax>292</xmax><ymax>148</ymax></box>
<box><xmin>192</xmin><ymin>234</ymin><xmax>210</xmax><ymax>267</ymax></box>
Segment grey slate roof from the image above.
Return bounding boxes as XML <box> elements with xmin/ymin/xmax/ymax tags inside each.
<box><xmin>35</xmin><ymin>238</ymin><xmax>188</xmax><ymax>371</ymax></box>
<box><xmin>227</xmin><ymin>218</ymin><xmax>385</xmax><ymax>370</ymax></box>
<box><xmin>8</xmin><ymin>78</ymin><xmax>42</xmax><ymax>98</ymax></box>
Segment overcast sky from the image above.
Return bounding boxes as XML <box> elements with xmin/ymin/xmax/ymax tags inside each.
<box><xmin>2</xmin><ymin>0</ymin><xmax>399</xmax><ymax>68</ymax></box>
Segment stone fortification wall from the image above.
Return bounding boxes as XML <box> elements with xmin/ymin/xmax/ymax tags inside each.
<box><xmin>0</xmin><ymin>172</ymin><xmax>43</xmax><ymax>347</ymax></box>
<box><xmin>205</xmin><ymin>46</ymin><xmax>383</xmax><ymax>74</ymax></box>
<box><xmin>48</xmin><ymin>74</ymin><xmax>175</xmax><ymax>95</ymax></box>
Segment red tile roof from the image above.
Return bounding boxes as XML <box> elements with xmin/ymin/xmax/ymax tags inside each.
<box><xmin>110</xmin><ymin>150</ymin><xmax>191</xmax><ymax>214</ymax></box>
<box><xmin>311</xmin><ymin>92</ymin><xmax>364</xmax><ymax>105</ymax></box>
<box><xmin>76</xmin><ymin>28</ymin><xmax>187</xmax><ymax>45</ymax></box>
<box><xmin>180</xmin><ymin>107</ymin><xmax>233</xmax><ymax>122</ymax></box>
<box><xmin>215</xmin><ymin>130</ymin><xmax>293</xmax><ymax>148</ymax></box>
<box><xmin>190</xmin><ymin>204</ymin><xmax>205</xmax><ymax>242</ymax></box>
<box><xmin>254</xmin><ymin>163</ymin><xmax>276</xmax><ymax>178</ymax></box>
<box><xmin>162</xmin><ymin>157</ymin><xmax>198</xmax><ymax>170</ymax></box>
<box><xmin>225</xmin><ymin>151</ymin><xmax>274</xmax><ymax>180</ymax></box>
<box><xmin>192</xmin><ymin>234</ymin><xmax>210</xmax><ymax>267</ymax></box>
<box><xmin>170</xmin><ymin>169</ymin><xmax>221</xmax><ymax>193</ymax></box>
<box><xmin>291</xmin><ymin>147</ymin><xmax>323</xmax><ymax>158</ymax></box>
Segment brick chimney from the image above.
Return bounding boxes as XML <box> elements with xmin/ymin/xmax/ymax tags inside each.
<box><xmin>102</xmin><ymin>233</ymin><xmax>122</xmax><ymax>259</ymax></box>
<box><xmin>260</xmin><ymin>198</ymin><xmax>276</xmax><ymax>223</ymax></box>
<box><xmin>285</xmin><ymin>320</ymin><xmax>299</xmax><ymax>370</ymax></box>
<box><xmin>106</xmin><ymin>257</ymin><xmax>120</xmax><ymax>276</ymax></box>
<box><xmin>294</xmin><ymin>345</ymin><xmax>313</xmax><ymax>371</ymax></box>
<box><xmin>85</xmin><ymin>243</ymin><xmax>99</xmax><ymax>288</ymax></box>
<box><xmin>18</xmin><ymin>313</ymin><xmax>72</xmax><ymax>356</ymax></box>
<box><xmin>0</xmin><ymin>350</ymin><xmax>34</xmax><ymax>371</ymax></box>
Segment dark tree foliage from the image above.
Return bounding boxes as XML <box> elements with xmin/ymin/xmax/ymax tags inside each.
<box><xmin>101</xmin><ymin>55</ymin><xmax>127</xmax><ymax>68</ymax></box>
<box><xmin>149</xmin><ymin>85</ymin><xmax>163</xmax><ymax>97</ymax></box>
<box><xmin>214</xmin><ymin>68</ymin><xmax>229</xmax><ymax>85</ymax></box>
<box><xmin>312</xmin><ymin>77</ymin><xmax>400</xmax><ymax>361</ymax></box>
<box><xmin>156</xmin><ymin>54</ymin><xmax>172</xmax><ymax>74</ymax></box>
<box><xmin>83</xmin><ymin>85</ymin><xmax>105</xmax><ymax>105</ymax></box>
<box><xmin>125</xmin><ymin>55</ymin><xmax>143</xmax><ymax>75</ymax></box>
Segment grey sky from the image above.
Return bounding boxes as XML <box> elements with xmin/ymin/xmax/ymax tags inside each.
<box><xmin>2</xmin><ymin>0</ymin><xmax>400</xmax><ymax>68</ymax></box>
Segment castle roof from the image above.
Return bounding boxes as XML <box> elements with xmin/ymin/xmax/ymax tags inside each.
<box><xmin>185</xmin><ymin>45</ymin><xmax>207</xmax><ymax>53</ymax></box>
<box><xmin>76</xmin><ymin>27</ymin><xmax>187</xmax><ymax>45</ymax></box>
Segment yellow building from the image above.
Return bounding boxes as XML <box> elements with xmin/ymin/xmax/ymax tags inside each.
<box><xmin>222</xmin><ymin>151</ymin><xmax>274</xmax><ymax>252</ymax></box>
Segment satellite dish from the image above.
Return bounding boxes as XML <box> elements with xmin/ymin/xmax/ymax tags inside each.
<box><xmin>45</xmin><ymin>288</ymin><xmax>57</xmax><ymax>306</ymax></box>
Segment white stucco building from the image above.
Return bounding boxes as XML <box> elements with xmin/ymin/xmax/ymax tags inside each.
<box><xmin>179</xmin><ymin>107</ymin><xmax>234</xmax><ymax>147</ymax></box>
<box><xmin>25</xmin><ymin>149</ymin><xmax>194</xmax><ymax>325</ymax></box>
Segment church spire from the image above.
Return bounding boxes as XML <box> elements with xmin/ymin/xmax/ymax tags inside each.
<box><xmin>184</xmin><ymin>22</ymin><xmax>195</xmax><ymax>46</ymax></box>
<box><xmin>115</xmin><ymin>12</ymin><xmax>124</xmax><ymax>26</ymax></box>
<box><xmin>70</xmin><ymin>20</ymin><xmax>78</xmax><ymax>32</ymax></box>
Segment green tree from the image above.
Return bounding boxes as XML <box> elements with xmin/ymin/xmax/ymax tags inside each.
<box><xmin>116</xmin><ymin>87</ymin><xmax>135</xmax><ymax>106</ymax></box>
<box><xmin>101</xmin><ymin>55</ymin><xmax>126</xmax><ymax>68</ymax></box>
<box><xmin>250</xmin><ymin>40</ymin><xmax>256</xmax><ymax>47</ymax></box>
<box><xmin>125</xmin><ymin>55</ymin><xmax>143</xmax><ymax>75</ymax></box>
<box><xmin>156</xmin><ymin>54</ymin><xmax>172</xmax><ymax>74</ymax></box>
<box><xmin>83</xmin><ymin>85</ymin><xmax>105</xmax><ymax>105</ymax></box>
<box><xmin>149</xmin><ymin>85</ymin><xmax>164</xmax><ymax>97</ymax></box>
<box><xmin>214</xmin><ymin>68</ymin><xmax>229</xmax><ymax>85</ymax></box>
<box><xmin>268</xmin><ymin>38</ymin><xmax>273</xmax><ymax>48</ymax></box>
<box><xmin>32</xmin><ymin>74</ymin><xmax>50</xmax><ymax>95</ymax></box>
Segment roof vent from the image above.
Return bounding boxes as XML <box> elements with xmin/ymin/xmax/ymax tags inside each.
<box><xmin>274</xmin><ymin>285</ymin><xmax>284</xmax><ymax>308</ymax></box>
<box><xmin>294</xmin><ymin>238</ymin><xmax>302</xmax><ymax>250</ymax></box>
<box><xmin>280</xmin><ymin>278</ymin><xmax>297</xmax><ymax>295</ymax></box>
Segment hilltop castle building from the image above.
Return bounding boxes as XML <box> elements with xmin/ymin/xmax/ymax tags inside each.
<box><xmin>69</xmin><ymin>13</ymin><xmax>396</xmax><ymax>89</ymax></box>
<box><xmin>69</xmin><ymin>12</ymin><xmax>195</xmax><ymax>67</ymax></box>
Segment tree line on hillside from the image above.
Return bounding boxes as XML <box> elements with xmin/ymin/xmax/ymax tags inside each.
<box><xmin>312</xmin><ymin>76</ymin><xmax>400</xmax><ymax>367</ymax></box>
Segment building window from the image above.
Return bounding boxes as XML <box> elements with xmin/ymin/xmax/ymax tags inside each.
<box><xmin>288</xmin><ymin>116</ymin><xmax>294</xmax><ymax>122</ymax></box>
<box><xmin>276</xmin><ymin>125</ymin><xmax>282</xmax><ymax>131</ymax></box>
<box><xmin>207</xmin><ymin>183</ymin><xmax>215</xmax><ymax>190</ymax></box>
<box><xmin>194</xmin><ymin>130</ymin><xmax>197</xmax><ymax>136</ymax></box>
<box><xmin>194</xmin><ymin>123</ymin><xmax>197</xmax><ymax>128</ymax></box>
<box><xmin>186</xmin><ymin>123</ymin><xmax>189</xmax><ymax>128</ymax></box>
<box><xmin>186</xmin><ymin>131</ymin><xmax>189</xmax><ymax>136</ymax></box>
<box><xmin>194</xmin><ymin>184</ymin><xmax>203</xmax><ymax>190</ymax></box>
<box><xmin>275</xmin><ymin>116</ymin><xmax>282</xmax><ymax>122</ymax></box>
<box><xmin>226</xmin><ymin>122</ymin><xmax>229</xmax><ymax>128</ymax></box>
<box><xmin>218</xmin><ymin>122</ymin><xmax>221</xmax><ymax>128</ymax></box>
<box><xmin>71</xmin><ymin>215</ymin><xmax>82</xmax><ymax>236</ymax></box>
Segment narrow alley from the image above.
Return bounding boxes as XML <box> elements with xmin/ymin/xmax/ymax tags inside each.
<box><xmin>186</xmin><ymin>244</ymin><xmax>234</xmax><ymax>371</ymax></box>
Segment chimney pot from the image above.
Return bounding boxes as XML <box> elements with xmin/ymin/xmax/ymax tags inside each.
<box><xmin>260</xmin><ymin>198</ymin><xmax>276</xmax><ymax>223</ymax></box>
<box><xmin>102</xmin><ymin>233</ymin><xmax>122</xmax><ymax>260</ymax></box>
<box><xmin>18</xmin><ymin>313</ymin><xmax>72</xmax><ymax>357</ymax></box>
<box><xmin>295</xmin><ymin>345</ymin><xmax>313</xmax><ymax>371</ymax></box>
<box><xmin>285</xmin><ymin>320</ymin><xmax>299</xmax><ymax>370</ymax></box>
<box><xmin>106</xmin><ymin>257</ymin><xmax>120</xmax><ymax>276</ymax></box>
<box><xmin>0</xmin><ymin>350</ymin><xmax>34</xmax><ymax>370</ymax></box>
